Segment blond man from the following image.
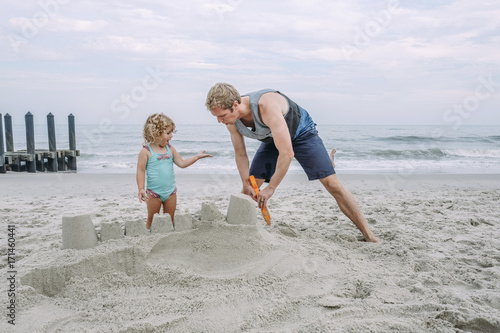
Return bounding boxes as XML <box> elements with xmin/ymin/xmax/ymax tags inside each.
<box><xmin>206</xmin><ymin>83</ymin><xmax>378</xmax><ymax>242</ymax></box>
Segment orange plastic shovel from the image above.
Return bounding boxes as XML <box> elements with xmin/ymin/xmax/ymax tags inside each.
<box><xmin>249</xmin><ymin>175</ymin><xmax>271</xmax><ymax>225</ymax></box>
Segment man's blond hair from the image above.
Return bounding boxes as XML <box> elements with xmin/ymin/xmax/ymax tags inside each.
<box><xmin>205</xmin><ymin>82</ymin><xmax>241</xmax><ymax>111</ymax></box>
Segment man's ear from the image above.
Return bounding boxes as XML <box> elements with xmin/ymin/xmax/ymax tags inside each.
<box><xmin>231</xmin><ymin>100</ymin><xmax>239</xmax><ymax>112</ymax></box>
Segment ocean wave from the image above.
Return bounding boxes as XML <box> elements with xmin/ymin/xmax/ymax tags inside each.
<box><xmin>487</xmin><ymin>135</ymin><xmax>500</xmax><ymax>142</ymax></box>
<box><xmin>79</xmin><ymin>160</ymin><xmax>137</xmax><ymax>172</ymax></box>
<box><xmin>172</xmin><ymin>138</ymin><xmax>235</xmax><ymax>144</ymax></box>
<box><xmin>375</xmin><ymin>135</ymin><xmax>449</xmax><ymax>143</ymax></box>
<box><xmin>375</xmin><ymin>135</ymin><xmax>496</xmax><ymax>144</ymax></box>
<box><xmin>370</xmin><ymin>148</ymin><xmax>500</xmax><ymax>159</ymax></box>
<box><xmin>59</xmin><ymin>124</ymin><xmax>500</xmax><ymax>174</ymax></box>
<box><xmin>372</xmin><ymin>148</ymin><xmax>447</xmax><ymax>159</ymax></box>
<box><xmin>443</xmin><ymin>149</ymin><xmax>500</xmax><ymax>158</ymax></box>
<box><xmin>79</xmin><ymin>150</ymin><xmax>235</xmax><ymax>159</ymax></box>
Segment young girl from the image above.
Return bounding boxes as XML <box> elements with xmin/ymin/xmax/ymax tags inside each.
<box><xmin>136</xmin><ymin>113</ymin><xmax>212</xmax><ymax>230</ymax></box>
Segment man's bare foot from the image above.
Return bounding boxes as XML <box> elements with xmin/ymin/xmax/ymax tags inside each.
<box><xmin>363</xmin><ymin>233</ymin><xmax>380</xmax><ymax>243</ymax></box>
<box><xmin>330</xmin><ymin>148</ymin><xmax>337</xmax><ymax>168</ymax></box>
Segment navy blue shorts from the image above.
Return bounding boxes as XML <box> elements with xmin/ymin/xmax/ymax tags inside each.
<box><xmin>250</xmin><ymin>129</ymin><xmax>335</xmax><ymax>182</ymax></box>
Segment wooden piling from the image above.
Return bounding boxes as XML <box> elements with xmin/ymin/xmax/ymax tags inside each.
<box><xmin>4</xmin><ymin>113</ymin><xmax>13</xmax><ymax>152</ymax></box>
<box><xmin>1</xmin><ymin>112</ymin><xmax>79</xmax><ymax>174</ymax></box>
<box><xmin>25</xmin><ymin>112</ymin><xmax>36</xmax><ymax>173</ymax></box>
<box><xmin>4</xmin><ymin>113</ymin><xmax>21</xmax><ymax>171</ymax></box>
<box><xmin>0</xmin><ymin>113</ymin><xmax>5</xmax><ymax>173</ymax></box>
<box><xmin>46</xmin><ymin>112</ymin><xmax>58</xmax><ymax>172</ymax></box>
<box><xmin>67</xmin><ymin>113</ymin><xmax>77</xmax><ymax>170</ymax></box>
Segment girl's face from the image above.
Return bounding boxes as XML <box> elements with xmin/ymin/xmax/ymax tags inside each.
<box><xmin>156</xmin><ymin>127</ymin><xmax>173</xmax><ymax>147</ymax></box>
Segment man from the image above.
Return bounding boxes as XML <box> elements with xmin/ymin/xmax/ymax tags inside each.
<box><xmin>206</xmin><ymin>83</ymin><xmax>378</xmax><ymax>242</ymax></box>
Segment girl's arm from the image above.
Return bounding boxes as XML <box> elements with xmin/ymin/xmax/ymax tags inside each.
<box><xmin>170</xmin><ymin>145</ymin><xmax>212</xmax><ymax>169</ymax></box>
<box><xmin>136</xmin><ymin>148</ymin><xmax>150</xmax><ymax>202</ymax></box>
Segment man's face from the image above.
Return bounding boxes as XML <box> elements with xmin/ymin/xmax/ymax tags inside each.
<box><xmin>210</xmin><ymin>104</ymin><xmax>237</xmax><ymax>125</ymax></box>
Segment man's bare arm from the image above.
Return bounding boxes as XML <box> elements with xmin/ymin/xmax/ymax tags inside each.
<box><xmin>257</xmin><ymin>93</ymin><xmax>294</xmax><ymax>203</ymax></box>
<box><xmin>227</xmin><ymin>124</ymin><xmax>252</xmax><ymax>194</ymax></box>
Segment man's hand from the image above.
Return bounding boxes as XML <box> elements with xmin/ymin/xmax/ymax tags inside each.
<box><xmin>241</xmin><ymin>181</ymin><xmax>254</xmax><ymax>197</ymax></box>
<box><xmin>243</xmin><ymin>178</ymin><xmax>275</xmax><ymax>209</ymax></box>
<box><xmin>256</xmin><ymin>186</ymin><xmax>274</xmax><ymax>209</ymax></box>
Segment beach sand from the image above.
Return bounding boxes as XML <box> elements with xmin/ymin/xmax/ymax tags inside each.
<box><xmin>1</xmin><ymin>172</ymin><xmax>500</xmax><ymax>332</ymax></box>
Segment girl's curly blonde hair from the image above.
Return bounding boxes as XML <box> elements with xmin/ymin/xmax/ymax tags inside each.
<box><xmin>142</xmin><ymin>113</ymin><xmax>176</xmax><ymax>145</ymax></box>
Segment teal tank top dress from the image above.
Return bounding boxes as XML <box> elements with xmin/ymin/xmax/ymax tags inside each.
<box><xmin>145</xmin><ymin>144</ymin><xmax>176</xmax><ymax>202</ymax></box>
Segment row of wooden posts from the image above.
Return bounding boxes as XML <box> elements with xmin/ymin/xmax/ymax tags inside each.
<box><xmin>0</xmin><ymin>112</ymin><xmax>80</xmax><ymax>173</ymax></box>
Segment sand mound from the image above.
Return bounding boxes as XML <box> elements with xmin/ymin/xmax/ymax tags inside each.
<box><xmin>20</xmin><ymin>219</ymin><xmax>312</xmax><ymax>297</ymax></box>
<box><xmin>146</xmin><ymin>221</ymin><xmax>306</xmax><ymax>278</ymax></box>
<box><xmin>20</xmin><ymin>242</ymin><xmax>148</xmax><ymax>297</ymax></box>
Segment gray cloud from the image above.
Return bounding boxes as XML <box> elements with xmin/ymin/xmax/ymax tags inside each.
<box><xmin>0</xmin><ymin>0</ymin><xmax>499</xmax><ymax>125</ymax></box>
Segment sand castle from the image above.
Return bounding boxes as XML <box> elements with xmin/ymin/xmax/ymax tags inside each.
<box><xmin>151</xmin><ymin>214</ymin><xmax>174</xmax><ymax>233</ymax></box>
<box><xmin>61</xmin><ymin>214</ymin><xmax>98</xmax><ymax>250</ymax></box>
<box><xmin>27</xmin><ymin>193</ymin><xmax>266</xmax><ymax>299</ymax></box>
<box><xmin>60</xmin><ymin>193</ymin><xmax>259</xmax><ymax>250</ymax></box>
<box><xmin>174</xmin><ymin>213</ymin><xmax>194</xmax><ymax>231</ymax></box>
<box><xmin>201</xmin><ymin>201</ymin><xmax>225</xmax><ymax>221</ymax></box>
<box><xmin>100</xmin><ymin>221</ymin><xmax>124</xmax><ymax>241</ymax></box>
<box><xmin>124</xmin><ymin>220</ymin><xmax>148</xmax><ymax>236</ymax></box>
<box><xmin>226</xmin><ymin>193</ymin><xmax>258</xmax><ymax>225</ymax></box>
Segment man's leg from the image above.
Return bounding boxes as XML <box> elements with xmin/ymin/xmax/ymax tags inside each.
<box><xmin>319</xmin><ymin>174</ymin><xmax>379</xmax><ymax>242</ymax></box>
<box><xmin>330</xmin><ymin>148</ymin><xmax>336</xmax><ymax>168</ymax></box>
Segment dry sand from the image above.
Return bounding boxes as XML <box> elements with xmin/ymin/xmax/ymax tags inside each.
<box><xmin>1</xmin><ymin>172</ymin><xmax>499</xmax><ymax>332</ymax></box>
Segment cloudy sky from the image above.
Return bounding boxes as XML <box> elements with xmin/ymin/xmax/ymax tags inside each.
<box><xmin>1</xmin><ymin>0</ymin><xmax>499</xmax><ymax>126</ymax></box>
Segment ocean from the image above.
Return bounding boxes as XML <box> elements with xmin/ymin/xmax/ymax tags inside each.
<box><xmin>5</xmin><ymin>124</ymin><xmax>500</xmax><ymax>175</ymax></box>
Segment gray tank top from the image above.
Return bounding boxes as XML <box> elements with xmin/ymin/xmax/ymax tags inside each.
<box><xmin>234</xmin><ymin>89</ymin><xmax>301</xmax><ymax>143</ymax></box>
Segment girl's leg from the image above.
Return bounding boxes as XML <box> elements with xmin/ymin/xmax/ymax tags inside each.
<box><xmin>163</xmin><ymin>193</ymin><xmax>177</xmax><ymax>228</ymax></box>
<box><xmin>146</xmin><ymin>197</ymin><xmax>162</xmax><ymax>230</ymax></box>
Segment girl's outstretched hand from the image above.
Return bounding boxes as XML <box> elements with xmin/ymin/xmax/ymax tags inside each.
<box><xmin>196</xmin><ymin>150</ymin><xmax>213</xmax><ymax>160</ymax></box>
<box><xmin>138</xmin><ymin>189</ymin><xmax>148</xmax><ymax>203</ymax></box>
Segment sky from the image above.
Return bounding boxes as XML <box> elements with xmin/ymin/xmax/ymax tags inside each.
<box><xmin>1</xmin><ymin>0</ymin><xmax>499</xmax><ymax>126</ymax></box>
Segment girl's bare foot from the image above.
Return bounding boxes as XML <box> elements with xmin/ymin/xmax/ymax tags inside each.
<box><xmin>330</xmin><ymin>148</ymin><xmax>337</xmax><ymax>168</ymax></box>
